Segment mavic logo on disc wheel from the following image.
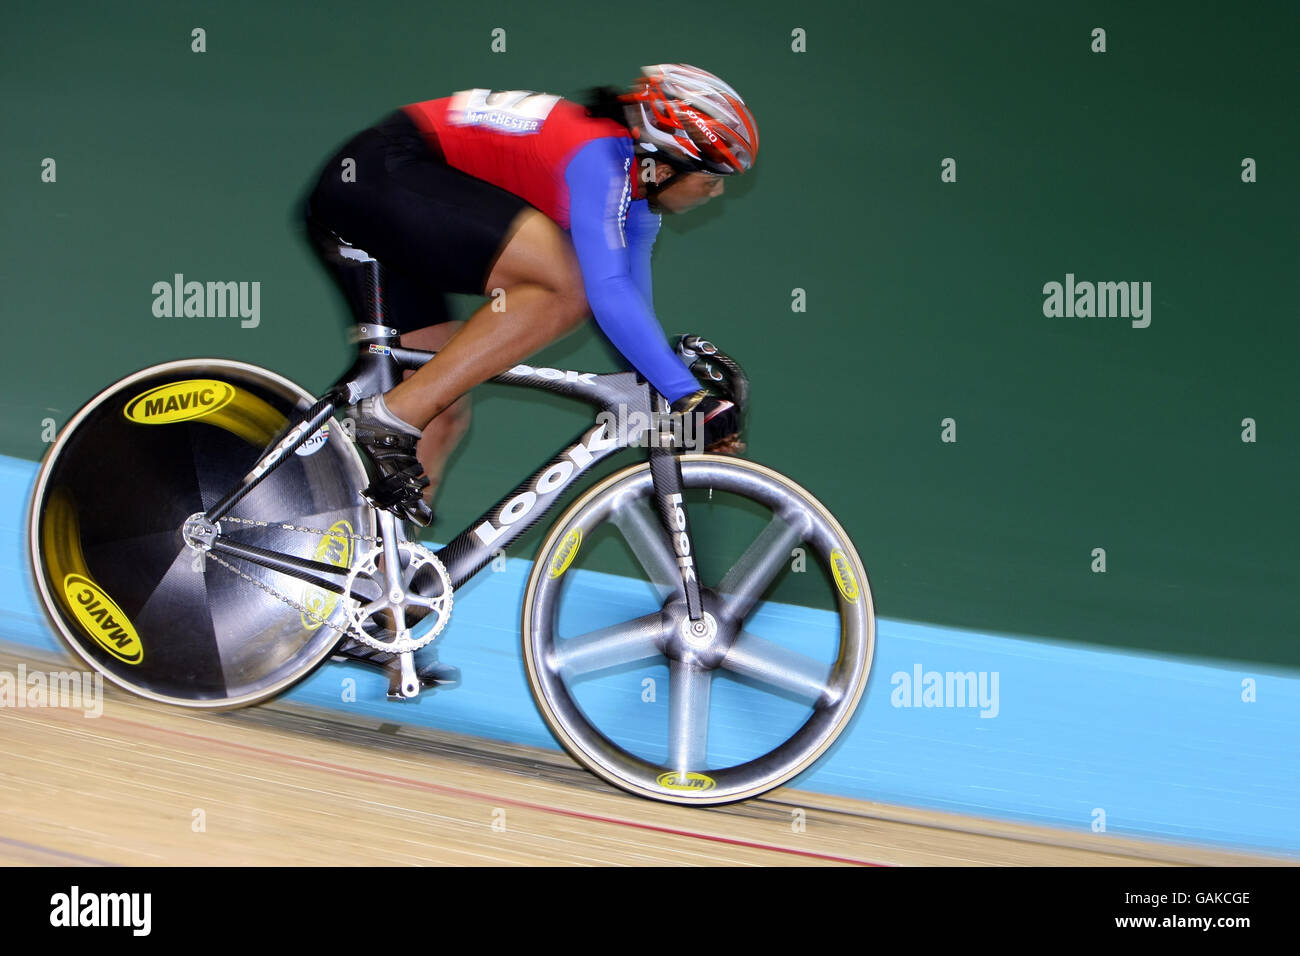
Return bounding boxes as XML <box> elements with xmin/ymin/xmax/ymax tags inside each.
<box><xmin>300</xmin><ymin>520</ymin><xmax>353</xmax><ymax>630</ymax></box>
<box><xmin>830</xmin><ymin>549</ymin><xmax>860</xmax><ymax>604</ymax></box>
<box><xmin>62</xmin><ymin>574</ymin><xmax>143</xmax><ymax>664</ymax></box>
<box><xmin>655</xmin><ymin>771</ymin><xmax>716</xmax><ymax>793</ymax></box>
<box><xmin>124</xmin><ymin>380</ymin><xmax>235</xmax><ymax>424</ymax></box>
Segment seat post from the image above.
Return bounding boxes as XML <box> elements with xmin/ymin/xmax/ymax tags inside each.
<box><xmin>309</xmin><ymin>220</ymin><xmax>403</xmax><ymax>400</ymax></box>
<box><xmin>354</xmin><ymin>250</ymin><xmax>386</xmax><ymax>327</ymax></box>
<box><xmin>308</xmin><ymin>217</ymin><xmax>394</xmax><ymax>328</ymax></box>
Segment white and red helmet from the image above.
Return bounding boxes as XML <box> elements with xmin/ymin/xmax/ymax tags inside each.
<box><xmin>622</xmin><ymin>64</ymin><xmax>759</xmax><ymax>175</ymax></box>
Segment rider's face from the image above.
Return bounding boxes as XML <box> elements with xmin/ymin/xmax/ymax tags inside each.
<box><xmin>649</xmin><ymin>166</ymin><xmax>725</xmax><ymax>213</ymax></box>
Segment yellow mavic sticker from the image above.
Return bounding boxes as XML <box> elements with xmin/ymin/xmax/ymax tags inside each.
<box><xmin>548</xmin><ymin>528</ymin><xmax>583</xmax><ymax>579</ymax></box>
<box><xmin>124</xmin><ymin>379</ymin><xmax>287</xmax><ymax>446</ymax></box>
<box><xmin>829</xmin><ymin>549</ymin><xmax>860</xmax><ymax>604</ymax></box>
<box><xmin>62</xmin><ymin>573</ymin><xmax>143</xmax><ymax>664</ymax></box>
<box><xmin>656</xmin><ymin>771</ymin><xmax>717</xmax><ymax>793</ymax></box>
<box><xmin>300</xmin><ymin>520</ymin><xmax>353</xmax><ymax>630</ymax></box>
<box><xmin>39</xmin><ymin>487</ymin><xmax>143</xmax><ymax>662</ymax></box>
<box><xmin>124</xmin><ymin>380</ymin><xmax>235</xmax><ymax>424</ymax></box>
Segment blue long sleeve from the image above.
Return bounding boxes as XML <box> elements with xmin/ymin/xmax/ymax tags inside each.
<box><xmin>624</xmin><ymin>195</ymin><xmax>659</xmax><ymax>310</ymax></box>
<box><xmin>564</xmin><ymin>137</ymin><xmax>699</xmax><ymax>404</ymax></box>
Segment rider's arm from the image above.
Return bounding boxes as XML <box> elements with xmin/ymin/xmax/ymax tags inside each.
<box><xmin>624</xmin><ymin>196</ymin><xmax>659</xmax><ymax>312</ymax></box>
<box><xmin>564</xmin><ymin>137</ymin><xmax>698</xmax><ymax>405</ymax></box>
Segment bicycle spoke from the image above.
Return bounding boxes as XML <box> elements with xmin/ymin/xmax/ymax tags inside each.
<box><xmin>610</xmin><ymin>501</ymin><xmax>681</xmax><ymax>600</ymax></box>
<box><xmin>721</xmin><ymin>630</ymin><xmax>835</xmax><ymax>706</ymax></box>
<box><xmin>553</xmin><ymin>613</ymin><xmax>664</xmax><ymax>677</ymax></box>
<box><xmin>716</xmin><ymin>514</ymin><xmax>806</xmax><ymax>624</ymax></box>
<box><xmin>668</xmin><ymin>660</ymin><xmax>712</xmax><ymax>772</ymax></box>
<box><xmin>521</xmin><ymin>453</ymin><xmax>873</xmax><ymax>802</ymax></box>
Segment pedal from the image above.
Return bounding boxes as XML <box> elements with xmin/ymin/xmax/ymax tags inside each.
<box><xmin>361</xmin><ymin>476</ymin><xmax>433</xmax><ymax>526</ymax></box>
<box><xmin>331</xmin><ymin>636</ymin><xmax>396</xmax><ymax>668</ymax></box>
<box><xmin>385</xmin><ymin>661</ymin><xmax>461</xmax><ymax>700</ymax></box>
<box><xmin>361</xmin><ymin>471</ymin><xmax>425</xmax><ymax>509</ymax></box>
<box><xmin>334</xmin><ymin>638</ymin><xmax>459</xmax><ymax>700</ymax></box>
<box><xmin>418</xmin><ymin>660</ymin><xmax>461</xmax><ymax>688</ymax></box>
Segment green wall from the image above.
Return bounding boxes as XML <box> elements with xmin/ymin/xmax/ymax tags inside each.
<box><xmin>3</xmin><ymin>0</ymin><xmax>1296</xmax><ymax>665</ymax></box>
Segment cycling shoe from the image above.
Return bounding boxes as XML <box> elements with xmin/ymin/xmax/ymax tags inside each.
<box><xmin>345</xmin><ymin>396</ymin><xmax>434</xmax><ymax>527</ymax></box>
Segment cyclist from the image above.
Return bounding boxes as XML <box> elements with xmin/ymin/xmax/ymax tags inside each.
<box><xmin>302</xmin><ymin>64</ymin><xmax>757</xmax><ymax>526</ymax></box>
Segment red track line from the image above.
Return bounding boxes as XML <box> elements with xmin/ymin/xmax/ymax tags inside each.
<box><xmin>0</xmin><ymin>834</ymin><xmax>116</xmax><ymax>867</ymax></box>
<box><xmin>66</xmin><ymin>709</ymin><xmax>888</xmax><ymax>866</ymax></box>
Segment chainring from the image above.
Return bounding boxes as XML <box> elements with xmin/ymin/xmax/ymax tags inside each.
<box><xmin>343</xmin><ymin>541</ymin><xmax>453</xmax><ymax>654</ymax></box>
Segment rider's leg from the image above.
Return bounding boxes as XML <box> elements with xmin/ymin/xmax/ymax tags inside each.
<box><xmin>398</xmin><ymin>321</ymin><xmax>471</xmax><ymax>508</ymax></box>
<box><xmin>384</xmin><ymin>208</ymin><xmax>589</xmax><ymax>429</ymax></box>
<box><xmin>305</xmin><ymin>112</ymin><xmax>585</xmax><ymax>522</ymax></box>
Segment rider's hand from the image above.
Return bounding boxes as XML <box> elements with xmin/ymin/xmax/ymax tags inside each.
<box><xmin>671</xmin><ymin>389</ymin><xmax>745</xmax><ymax>456</ymax></box>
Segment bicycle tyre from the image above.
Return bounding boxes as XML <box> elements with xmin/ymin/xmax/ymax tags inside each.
<box><xmin>28</xmin><ymin>359</ymin><xmax>374</xmax><ymax>708</ymax></box>
<box><xmin>522</xmin><ymin>454</ymin><xmax>874</xmax><ymax>805</ymax></box>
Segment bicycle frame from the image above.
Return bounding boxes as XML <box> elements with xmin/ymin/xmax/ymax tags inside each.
<box><xmin>199</xmin><ymin>321</ymin><xmax>710</xmax><ymax>623</ymax></box>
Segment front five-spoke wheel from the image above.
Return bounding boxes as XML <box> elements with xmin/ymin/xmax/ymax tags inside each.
<box><xmin>523</xmin><ymin>454</ymin><xmax>874</xmax><ymax>805</ymax></box>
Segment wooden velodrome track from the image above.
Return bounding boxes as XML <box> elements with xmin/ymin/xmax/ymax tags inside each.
<box><xmin>0</xmin><ymin>645</ymin><xmax>1282</xmax><ymax>867</ymax></box>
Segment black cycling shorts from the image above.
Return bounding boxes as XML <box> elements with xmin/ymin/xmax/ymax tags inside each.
<box><xmin>303</xmin><ymin>109</ymin><xmax>531</xmax><ymax>333</ymax></box>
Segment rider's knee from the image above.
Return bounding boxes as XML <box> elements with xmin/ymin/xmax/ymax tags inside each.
<box><xmin>551</xmin><ymin>286</ymin><xmax>590</xmax><ymax>332</ymax></box>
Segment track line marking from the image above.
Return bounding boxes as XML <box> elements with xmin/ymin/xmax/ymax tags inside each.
<box><xmin>39</xmin><ymin>708</ymin><xmax>887</xmax><ymax>866</ymax></box>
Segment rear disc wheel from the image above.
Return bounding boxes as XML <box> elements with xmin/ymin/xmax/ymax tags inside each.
<box><xmin>28</xmin><ymin>359</ymin><xmax>374</xmax><ymax>708</ymax></box>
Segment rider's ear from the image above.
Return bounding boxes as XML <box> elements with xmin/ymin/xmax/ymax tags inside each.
<box><xmin>641</xmin><ymin>155</ymin><xmax>676</xmax><ymax>186</ymax></box>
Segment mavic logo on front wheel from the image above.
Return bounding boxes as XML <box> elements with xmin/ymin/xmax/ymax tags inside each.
<box><xmin>829</xmin><ymin>549</ymin><xmax>859</xmax><ymax>604</ymax></box>
<box><xmin>548</xmin><ymin>528</ymin><xmax>583</xmax><ymax>579</ymax></box>
<box><xmin>656</xmin><ymin>771</ymin><xmax>716</xmax><ymax>792</ymax></box>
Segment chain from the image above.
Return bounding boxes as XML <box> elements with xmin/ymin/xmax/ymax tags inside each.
<box><xmin>200</xmin><ymin>513</ymin><xmax>410</xmax><ymax>644</ymax></box>
<box><xmin>221</xmin><ymin>514</ymin><xmax>381</xmax><ymax>543</ymax></box>
<box><xmin>203</xmin><ymin>548</ymin><xmax>360</xmax><ymax>640</ymax></box>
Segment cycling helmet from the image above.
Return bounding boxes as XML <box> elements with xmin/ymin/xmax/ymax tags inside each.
<box><xmin>621</xmin><ymin>64</ymin><xmax>759</xmax><ymax>175</ymax></box>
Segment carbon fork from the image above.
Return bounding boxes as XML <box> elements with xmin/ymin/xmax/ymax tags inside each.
<box><xmin>648</xmin><ymin>408</ymin><xmax>706</xmax><ymax>622</ymax></box>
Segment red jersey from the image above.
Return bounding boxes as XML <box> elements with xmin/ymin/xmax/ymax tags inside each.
<box><xmin>403</xmin><ymin>89</ymin><xmax>645</xmax><ymax>229</ymax></box>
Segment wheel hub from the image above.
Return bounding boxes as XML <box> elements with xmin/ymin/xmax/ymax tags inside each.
<box><xmin>182</xmin><ymin>512</ymin><xmax>218</xmax><ymax>551</ymax></box>
<box><xmin>680</xmin><ymin>612</ymin><xmax>718</xmax><ymax>647</ymax></box>
<box><xmin>662</xmin><ymin>592</ymin><xmax>735</xmax><ymax>668</ymax></box>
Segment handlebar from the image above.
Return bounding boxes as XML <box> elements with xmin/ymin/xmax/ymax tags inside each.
<box><xmin>675</xmin><ymin>334</ymin><xmax>750</xmax><ymax>429</ymax></box>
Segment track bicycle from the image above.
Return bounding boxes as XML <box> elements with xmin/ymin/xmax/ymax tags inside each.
<box><xmin>28</xmin><ymin>229</ymin><xmax>875</xmax><ymax>805</ymax></box>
